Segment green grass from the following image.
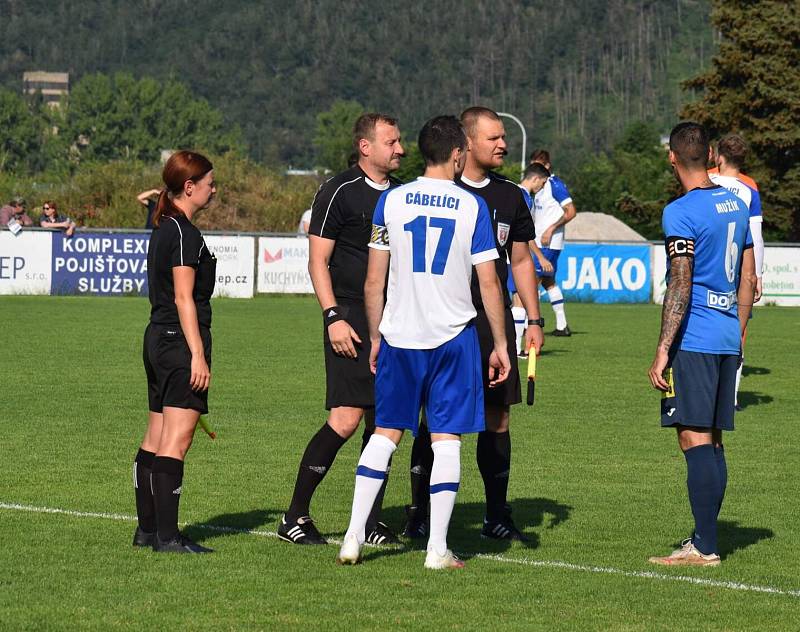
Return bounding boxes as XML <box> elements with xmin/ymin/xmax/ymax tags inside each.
<box><xmin>1</xmin><ymin>296</ymin><xmax>798</xmax><ymax>631</ymax></box>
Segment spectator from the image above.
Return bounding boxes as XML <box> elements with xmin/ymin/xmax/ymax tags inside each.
<box><xmin>39</xmin><ymin>201</ymin><xmax>77</xmax><ymax>237</ymax></box>
<box><xmin>1</xmin><ymin>197</ymin><xmax>34</xmax><ymax>231</ymax></box>
<box><xmin>297</xmin><ymin>208</ymin><xmax>312</xmax><ymax>235</ymax></box>
<box><xmin>137</xmin><ymin>188</ymin><xmax>162</xmax><ymax>229</ymax></box>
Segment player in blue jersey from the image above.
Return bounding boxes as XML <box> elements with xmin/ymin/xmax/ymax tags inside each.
<box><xmin>709</xmin><ymin>134</ymin><xmax>765</xmax><ymax>410</ymax></box>
<box><xmin>529</xmin><ymin>150</ymin><xmax>577</xmax><ymax>336</ymax></box>
<box><xmin>337</xmin><ymin>115</ymin><xmax>511</xmax><ymax>569</ymax></box>
<box><xmin>648</xmin><ymin>122</ymin><xmax>757</xmax><ymax>567</ymax></box>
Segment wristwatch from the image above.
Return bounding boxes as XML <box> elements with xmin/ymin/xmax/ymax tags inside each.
<box><xmin>528</xmin><ymin>317</ymin><xmax>545</xmax><ymax>327</ymax></box>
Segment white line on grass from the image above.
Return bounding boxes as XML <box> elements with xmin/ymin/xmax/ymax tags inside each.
<box><xmin>3</xmin><ymin>501</ymin><xmax>798</xmax><ymax>599</ymax></box>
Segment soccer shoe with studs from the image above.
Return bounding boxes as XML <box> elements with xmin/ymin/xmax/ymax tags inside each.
<box><xmin>336</xmin><ymin>533</ymin><xmax>362</xmax><ymax>565</ymax></box>
<box><xmin>132</xmin><ymin>527</ymin><xmax>155</xmax><ymax>548</ymax></box>
<box><xmin>550</xmin><ymin>326</ymin><xmax>572</xmax><ymax>337</ymax></box>
<box><xmin>481</xmin><ymin>505</ymin><xmax>529</xmax><ymax>542</ymax></box>
<box><xmin>277</xmin><ymin>514</ymin><xmax>327</xmax><ymax>545</ymax></box>
<box><xmin>648</xmin><ymin>538</ymin><xmax>720</xmax><ymax>567</ymax></box>
<box><xmin>153</xmin><ymin>533</ymin><xmax>213</xmax><ymax>554</ymax></box>
<box><xmin>365</xmin><ymin>521</ymin><xmax>401</xmax><ymax>545</ymax></box>
<box><xmin>402</xmin><ymin>505</ymin><xmax>428</xmax><ymax>539</ymax></box>
<box><xmin>424</xmin><ymin>548</ymin><xmax>465</xmax><ymax>570</ymax></box>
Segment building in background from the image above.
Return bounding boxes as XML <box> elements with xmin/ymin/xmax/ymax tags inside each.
<box><xmin>23</xmin><ymin>71</ymin><xmax>69</xmax><ymax>107</ymax></box>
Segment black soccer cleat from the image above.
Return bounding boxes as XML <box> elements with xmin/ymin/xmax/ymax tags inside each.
<box><xmin>132</xmin><ymin>527</ymin><xmax>155</xmax><ymax>548</ymax></box>
<box><xmin>481</xmin><ymin>506</ymin><xmax>529</xmax><ymax>542</ymax></box>
<box><xmin>365</xmin><ymin>521</ymin><xmax>401</xmax><ymax>546</ymax></box>
<box><xmin>550</xmin><ymin>326</ymin><xmax>572</xmax><ymax>337</ymax></box>
<box><xmin>153</xmin><ymin>533</ymin><xmax>213</xmax><ymax>553</ymax></box>
<box><xmin>402</xmin><ymin>505</ymin><xmax>428</xmax><ymax>539</ymax></box>
<box><xmin>277</xmin><ymin>514</ymin><xmax>327</xmax><ymax>545</ymax></box>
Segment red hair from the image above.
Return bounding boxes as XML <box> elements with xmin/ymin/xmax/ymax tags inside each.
<box><xmin>152</xmin><ymin>150</ymin><xmax>213</xmax><ymax>227</ymax></box>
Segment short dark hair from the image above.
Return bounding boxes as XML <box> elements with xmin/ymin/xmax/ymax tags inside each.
<box><xmin>669</xmin><ymin>122</ymin><xmax>710</xmax><ymax>169</ymax></box>
<box><xmin>418</xmin><ymin>115</ymin><xmax>466</xmax><ymax>166</ymax></box>
<box><xmin>522</xmin><ymin>162</ymin><xmax>550</xmax><ymax>181</ymax></box>
<box><xmin>717</xmin><ymin>134</ymin><xmax>748</xmax><ymax>169</ymax></box>
<box><xmin>353</xmin><ymin>113</ymin><xmax>398</xmax><ymax>151</ymax></box>
<box><xmin>529</xmin><ymin>149</ymin><xmax>550</xmax><ymax>165</ymax></box>
<box><xmin>460</xmin><ymin>106</ymin><xmax>501</xmax><ymax>139</ymax></box>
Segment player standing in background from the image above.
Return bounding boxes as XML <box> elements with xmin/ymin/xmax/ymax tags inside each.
<box><xmin>708</xmin><ymin>134</ymin><xmax>764</xmax><ymax>410</ymax></box>
<box><xmin>648</xmin><ymin>122</ymin><xmax>756</xmax><ymax>566</ymax></box>
<box><xmin>337</xmin><ymin>115</ymin><xmax>511</xmax><ymax>569</ymax></box>
<box><xmin>529</xmin><ymin>150</ymin><xmax>577</xmax><ymax>337</ymax></box>
<box><xmin>403</xmin><ymin>107</ymin><xmax>544</xmax><ymax>542</ymax></box>
<box><xmin>278</xmin><ymin>114</ymin><xmax>405</xmax><ymax>546</ymax></box>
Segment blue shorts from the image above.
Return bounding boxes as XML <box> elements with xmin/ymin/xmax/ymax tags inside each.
<box><xmin>533</xmin><ymin>247</ymin><xmax>560</xmax><ymax>277</ymax></box>
<box><xmin>374</xmin><ymin>324</ymin><xmax>485</xmax><ymax>436</ymax></box>
<box><xmin>661</xmin><ymin>350</ymin><xmax>737</xmax><ymax>431</ymax></box>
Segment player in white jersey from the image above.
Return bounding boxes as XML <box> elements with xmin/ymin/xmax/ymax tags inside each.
<box><xmin>708</xmin><ymin>133</ymin><xmax>765</xmax><ymax>410</ymax></box>
<box><xmin>337</xmin><ymin>115</ymin><xmax>511</xmax><ymax>570</ymax></box>
<box><xmin>530</xmin><ymin>150</ymin><xmax>577</xmax><ymax>336</ymax></box>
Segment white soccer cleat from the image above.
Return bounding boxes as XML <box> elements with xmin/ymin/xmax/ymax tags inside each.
<box><xmin>648</xmin><ymin>538</ymin><xmax>721</xmax><ymax>567</ymax></box>
<box><xmin>336</xmin><ymin>533</ymin><xmax>362</xmax><ymax>565</ymax></box>
<box><xmin>424</xmin><ymin>548</ymin><xmax>465</xmax><ymax>570</ymax></box>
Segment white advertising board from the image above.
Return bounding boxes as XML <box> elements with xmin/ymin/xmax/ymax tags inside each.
<box><xmin>0</xmin><ymin>231</ymin><xmax>52</xmax><ymax>295</ymax></box>
<box><xmin>257</xmin><ymin>236</ymin><xmax>314</xmax><ymax>293</ymax></box>
<box><xmin>761</xmin><ymin>246</ymin><xmax>800</xmax><ymax>306</ymax></box>
<box><xmin>205</xmin><ymin>235</ymin><xmax>255</xmax><ymax>298</ymax></box>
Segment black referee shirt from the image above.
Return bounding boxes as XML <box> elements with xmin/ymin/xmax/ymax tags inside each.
<box><xmin>308</xmin><ymin>165</ymin><xmax>401</xmax><ymax>302</ymax></box>
<box><xmin>148</xmin><ymin>213</ymin><xmax>216</xmax><ymax>327</ymax></box>
<box><xmin>459</xmin><ymin>172</ymin><xmax>536</xmax><ymax>309</ymax></box>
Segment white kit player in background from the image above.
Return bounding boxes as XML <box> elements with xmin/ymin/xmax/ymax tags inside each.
<box><xmin>530</xmin><ymin>150</ymin><xmax>577</xmax><ymax>336</ymax></box>
<box><xmin>337</xmin><ymin>115</ymin><xmax>511</xmax><ymax>570</ymax></box>
<box><xmin>708</xmin><ymin>133</ymin><xmax>765</xmax><ymax>409</ymax></box>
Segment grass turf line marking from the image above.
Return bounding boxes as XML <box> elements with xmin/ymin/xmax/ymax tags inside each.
<box><xmin>3</xmin><ymin>501</ymin><xmax>799</xmax><ymax>599</ymax></box>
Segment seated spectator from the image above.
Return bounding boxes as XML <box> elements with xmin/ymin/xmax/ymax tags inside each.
<box><xmin>39</xmin><ymin>201</ymin><xmax>77</xmax><ymax>237</ymax></box>
<box><xmin>1</xmin><ymin>197</ymin><xmax>34</xmax><ymax>230</ymax></box>
<box><xmin>297</xmin><ymin>208</ymin><xmax>312</xmax><ymax>235</ymax></box>
<box><xmin>137</xmin><ymin>188</ymin><xmax>162</xmax><ymax>229</ymax></box>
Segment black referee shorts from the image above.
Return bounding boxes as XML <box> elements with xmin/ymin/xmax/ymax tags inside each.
<box><xmin>323</xmin><ymin>301</ymin><xmax>374</xmax><ymax>410</ymax></box>
<box><xmin>475</xmin><ymin>307</ymin><xmax>521</xmax><ymax>407</ymax></box>
<box><xmin>143</xmin><ymin>323</ymin><xmax>212</xmax><ymax>415</ymax></box>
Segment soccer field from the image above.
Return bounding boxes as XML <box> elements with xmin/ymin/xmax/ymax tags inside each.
<box><xmin>1</xmin><ymin>296</ymin><xmax>798</xmax><ymax>631</ymax></box>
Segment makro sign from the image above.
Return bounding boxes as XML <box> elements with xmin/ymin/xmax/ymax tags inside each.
<box><xmin>0</xmin><ymin>231</ymin><xmax>52</xmax><ymax>294</ymax></box>
<box><xmin>51</xmin><ymin>232</ymin><xmax>149</xmax><ymax>295</ymax></box>
<box><xmin>551</xmin><ymin>243</ymin><xmax>651</xmax><ymax>303</ymax></box>
<box><xmin>257</xmin><ymin>237</ymin><xmax>314</xmax><ymax>293</ymax></box>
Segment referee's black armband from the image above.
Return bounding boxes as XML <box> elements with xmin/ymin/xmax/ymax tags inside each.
<box><xmin>323</xmin><ymin>306</ymin><xmax>345</xmax><ymax>327</ymax></box>
<box><xmin>665</xmin><ymin>236</ymin><xmax>695</xmax><ymax>260</ymax></box>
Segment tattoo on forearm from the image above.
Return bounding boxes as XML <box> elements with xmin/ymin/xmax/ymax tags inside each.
<box><xmin>658</xmin><ymin>256</ymin><xmax>693</xmax><ymax>350</ymax></box>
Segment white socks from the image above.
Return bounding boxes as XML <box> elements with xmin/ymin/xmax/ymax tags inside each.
<box><xmin>345</xmin><ymin>433</ymin><xmax>397</xmax><ymax>543</ymax></box>
<box><xmin>428</xmin><ymin>440</ymin><xmax>461</xmax><ymax>557</ymax></box>
<box><xmin>511</xmin><ymin>306</ymin><xmax>526</xmax><ymax>354</ymax></box>
<box><xmin>547</xmin><ymin>285</ymin><xmax>568</xmax><ymax>330</ymax></box>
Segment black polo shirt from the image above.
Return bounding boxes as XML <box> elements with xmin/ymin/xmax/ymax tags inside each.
<box><xmin>459</xmin><ymin>172</ymin><xmax>536</xmax><ymax>309</ymax></box>
<box><xmin>147</xmin><ymin>213</ymin><xmax>216</xmax><ymax>327</ymax></box>
<box><xmin>308</xmin><ymin>165</ymin><xmax>401</xmax><ymax>302</ymax></box>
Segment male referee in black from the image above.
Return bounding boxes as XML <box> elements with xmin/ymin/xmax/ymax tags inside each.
<box><xmin>278</xmin><ymin>113</ymin><xmax>405</xmax><ymax>545</ymax></box>
<box><xmin>405</xmin><ymin>107</ymin><xmax>544</xmax><ymax>541</ymax></box>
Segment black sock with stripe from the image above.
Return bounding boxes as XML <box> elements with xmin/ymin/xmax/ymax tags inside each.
<box><xmin>151</xmin><ymin>456</ymin><xmax>184</xmax><ymax>542</ymax></box>
<box><xmin>133</xmin><ymin>449</ymin><xmax>156</xmax><ymax>533</ymax></box>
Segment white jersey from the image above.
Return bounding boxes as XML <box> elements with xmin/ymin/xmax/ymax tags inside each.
<box><xmin>709</xmin><ymin>172</ymin><xmax>765</xmax><ymax>277</ymax></box>
<box><xmin>297</xmin><ymin>208</ymin><xmax>312</xmax><ymax>235</ymax></box>
<box><xmin>369</xmin><ymin>177</ymin><xmax>498</xmax><ymax>349</ymax></box>
<box><xmin>532</xmin><ymin>175</ymin><xmax>572</xmax><ymax>250</ymax></box>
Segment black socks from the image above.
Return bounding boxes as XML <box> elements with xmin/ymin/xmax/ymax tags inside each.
<box><xmin>151</xmin><ymin>456</ymin><xmax>184</xmax><ymax>542</ymax></box>
<box><xmin>286</xmin><ymin>423</ymin><xmax>347</xmax><ymax>521</ymax></box>
<box><xmin>133</xmin><ymin>449</ymin><xmax>156</xmax><ymax>533</ymax></box>
<box><xmin>409</xmin><ymin>424</ymin><xmax>434</xmax><ymax>514</ymax></box>
<box><xmin>477</xmin><ymin>430</ymin><xmax>511</xmax><ymax>521</ymax></box>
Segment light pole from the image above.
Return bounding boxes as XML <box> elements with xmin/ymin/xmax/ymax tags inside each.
<box><xmin>497</xmin><ymin>111</ymin><xmax>527</xmax><ymax>176</ymax></box>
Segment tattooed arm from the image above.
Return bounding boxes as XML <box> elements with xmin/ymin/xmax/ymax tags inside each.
<box><xmin>649</xmin><ymin>255</ymin><xmax>693</xmax><ymax>391</ymax></box>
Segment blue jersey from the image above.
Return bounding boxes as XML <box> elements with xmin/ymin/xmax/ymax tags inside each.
<box><xmin>663</xmin><ymin>186</ymin><xmax>753</xmax><ymax>355</ymax></box>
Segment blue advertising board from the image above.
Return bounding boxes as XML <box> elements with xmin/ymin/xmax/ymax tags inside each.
<box><xmin>51</xmin><ymin>232</ymin><xmax>149</xmax><ymax>295</ymax></box>
<box><xmin>544</xmin><ymin>243</ymin><xmax>651</xmax><ymax>303</ymax></box>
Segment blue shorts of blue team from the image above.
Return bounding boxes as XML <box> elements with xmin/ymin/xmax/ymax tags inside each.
<box><xmin>374</xmin><ymin>323</ymin><xmax>485</xmax><ymax>436</ymax></box>
<box><xmin>533</xmin><ymin>247</ymin><xmax>560</xmax><ymax>278</ymax></box>
<box><xmin>661</xmin><ymin>350</ymin><xmax>738</xmax><ymax>431</ymax></box>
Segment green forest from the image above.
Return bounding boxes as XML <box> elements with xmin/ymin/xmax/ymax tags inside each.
<box><xmin>1</xmin><ymin>0</ymin><xmax>798</xmax><ymax>239</ymax></box>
